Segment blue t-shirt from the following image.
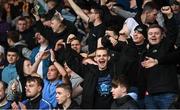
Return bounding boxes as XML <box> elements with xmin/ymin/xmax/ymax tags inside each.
<box><xmin>42</xmin><ymin>79</ymin><xmax>62</xmax><ymax>108</ymax></box>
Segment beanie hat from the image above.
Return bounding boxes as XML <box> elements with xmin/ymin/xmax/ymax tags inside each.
<box><xmin>134</xmin><ymin>25</ymin><xmax>147</xmax><ymax>38</ymax></box>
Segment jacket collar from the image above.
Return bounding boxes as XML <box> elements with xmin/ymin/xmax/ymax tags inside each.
<box><xmin>115</xmin><ymin>95</ymin><xmax>132</xmax><ymax>106</ymax></box>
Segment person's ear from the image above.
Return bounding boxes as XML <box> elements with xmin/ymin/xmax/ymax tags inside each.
<box><xmin>5</xmin><ymin>88</ymin><xmax>8</xmax><ymax>94</ymax></box>
<box><xmin>65</xmin><ymin>90</ymin><xmax>71</xmax><ymax>98</ymax></box>
<box><xmin>121</xmin><ymin>86</ymin><xmax>127</xmax><ymax>93</ymax></box>
<box><xmin>94</xmin><ymin>56</ymin><xmax>97</xmax><ymax>62</ymax></box>
<box><xmin>38</xmin><ymin>86</ymin><xmax>42</xmax><ymax>92</ymax></box>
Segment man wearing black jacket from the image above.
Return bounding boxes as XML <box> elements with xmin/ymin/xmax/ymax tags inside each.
<box><xmin>16</xmin><ymin>17</ymin><xmax>36</xmax><ymax>50</ymax></box>
<box><xmin>67</xmin><ymin>0</ymin><xmax>106</xmax><ymax>54</ymax></box>
<box><xmin>141</xmin><ymin>6</ymin><xmax>178</xmax><ymax>109</ymax></box>
<box><xmin>64</xmin><ymin>47</ymin><xmax>115</xmax><ymax>108</ymax></box>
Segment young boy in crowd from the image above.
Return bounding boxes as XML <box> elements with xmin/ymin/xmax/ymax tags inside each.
<box><xmin>55</xmin><ymin>83</ymin><xmax>79</xmax><ymax>109</ymax></box>
<box><xmin>111</xmin><ymin>75</ymin><xmax>139</xmax><ymax>109</ymax></box>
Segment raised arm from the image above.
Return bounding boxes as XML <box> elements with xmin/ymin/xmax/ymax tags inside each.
<box><xmin>161</xmin><ymin>6</ymin><xmax>177</xmax><ymax>43</ymax></box>
<box><xmin>50</xmin><ymin>49</ymin><xmax>67</xmax><ymax>77</ymax></box>
<box><xmin>31</xmin><ymin>50</ymin><xmax>50</xmax><ymax>73</ymax></box>
<box><xmin>67</xmin><ymin>0</ymin><xmax>90</xmax><ymax>23</ymax></box>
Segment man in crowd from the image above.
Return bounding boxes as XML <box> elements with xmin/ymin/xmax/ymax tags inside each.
<box><xmin>0</xmin><ymin>81</ymin><xmax>11</xmax><ymax>109</ymax></box>
<box><xmin>111</xmin><ymin>75</ymin><xmax>139</xmax><ymax>109</ymax></box>
<box><xmin>22</xmin><ymin>76</ymin><xmax>51</xmax><ymax>109</ymax></box>
<box><xmin>56</xmin><ymin>83</ymin><xmax>80</xmax><ymax>109</ymax></box>
<box><xmin>67</xmin><ymin>0</ymin><xmax>106</xmax><ymax>54</ymax></box>
<box><xmin>16</xmin><ymin>17</ymin><xmax>36</xmax><ymax>49</ymax></box>
<box><xmin>1</xmin><ymin>47</ymin><xmax>19</xmax><ymax>84</ymax></box>
<box><xmin>65</xmin><ymin>47</ymin><xmax>118</xmax><ymax>108</ymax></box>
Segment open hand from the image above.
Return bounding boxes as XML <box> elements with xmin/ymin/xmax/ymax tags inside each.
<box><xmin>141</xmin><ymin>57</ymin><xmax>158</xmax><ymax>68</ymax></box>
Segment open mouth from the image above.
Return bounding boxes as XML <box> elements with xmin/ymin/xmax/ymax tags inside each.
<box><xmin>99</xmin><ymin>60</ymin><xmax>105</xmax><ymax>64</ymax></box>
<box><xmin>37</xmin><ymin>37</ymin><xmax>41</xmax><ymax>41</ymax></box>
<box><xmin>133</xmin><ymin>37</ymin><xmax>139</xmax><ymax>41</ymax></box>
<box><xmin>150</xmin><ymin>38</ymin><xmax>157</xmax><ymax>41</ymax></box>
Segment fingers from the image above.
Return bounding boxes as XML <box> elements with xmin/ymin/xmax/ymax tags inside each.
<box><xmin>82</xmin><ymin>58</ymin><xmax>98</xmax><ymax>65</ymax></box>
<box><xmin>50</xmin><ymin>49</ymin><xmax>55</xmax><ymax>62</ymax></box>
<box><xmin>50</xmin><ymin>49</ymin><xmax>53</xmax><ymax>54</ymax></box>
<box><xmin>18</xmin><ymin>102</ymin><xmax>27</xmax><ymax>109</ymax></box>
<box><xmin>11</xmin><ymin>83</ymin><xmax>17</xmax><ymax>91</ymax></box>
<box><xmin>55</xmin><ymin>40</ymin><xmax>64</xmax><ymax>51</ymax></box>
<box><xmin>54</xmin><ymin>10</ymin><xmax>64</xmax><ymax>21</ymax></box>
<box><xmin>67</xmin><ymin>34</ymin><xmax>76</xmax><ymax>44</ymax></box>
<box><xmin>11</xmin><ymin>102</ymin><xmax>19</xmax><ymax>110</ymax></box>
<box><xmin>145</xmin><ymin>56</ymin><xmax>153</xmax><ymax>60</ymax></box>
<box><xmin>141</xmin><ymin>57</ymin><xmax>157</xmax><ymax>68</ymax></box>
<box><xmin>161</xmin><ymin>6</ymin><xmax>173</xmax><ymax>18</ymax></box>
<box><xmin>38</xmin><ymin>50</ymin><xmax>50</xmax><ymax>60</ymax></box>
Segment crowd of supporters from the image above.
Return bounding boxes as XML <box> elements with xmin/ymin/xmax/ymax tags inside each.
<box><xmin>0</xmin><ymin>0</ymin><xmax>180</xmax><ymax>109</ymax></box>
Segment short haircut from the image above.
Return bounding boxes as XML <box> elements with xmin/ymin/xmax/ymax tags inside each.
<box><xmin>0</xmin><ymin>81</ymin><xmax>8</xmax><ymax>90</ymax></box>
<box><xmin>147</xmin><ymin>24</ymin><xmax>164</xmax><ymax>33</ymax></box>
<box><xmin>24</xmin><ymin>16</ymin><xmax>33</xmax><ymax>23</ymax></box>
<box><xmin>112</xmin><ymin>74</ymin><xmax>129</xmax><ymax>91</ymax></box>
<box><xmin>51</xmin><ymin>14</ymin><xmax>63</xmax><ymax>23</ymax></box>
<box><xmin>18</xmin><ymin>16</ymin><xmax>27</xmax><ymax>22</ymax></box>
<box><xmin>7</xmin><ymin>31</ymin><xmax>20</xmax><ymax>43</ymax></box>
<box><xmin>46</xmin><ymin>0</ymin><xmax>56</xmax><ymax>4</ymax></box>
<box><xmin>70</xmin><ymin>37</ymin><xmax>80</xmax><ymax>44</ymax></box>
<box><xmin>95</xmin><ymin>47</ymin><xmax>109</xmax><ymax>55</ymax></box>
<box><xmin>91</xmin><ymin>4</ymin><xmax>104</xmax><ymax>21</ymax></box>
<box><xmin>143</xmin><ymin>2</ymin><xmax>158</xmax><ymax>13</ymax></box>
<box><xmin>56</xmin><ymin>83</ymin><xmax>72</xmax><ymax>95</ymax></box>
<box><xmin>26</xmin><ymin>76</ymin><xmax>44</xmax><ymax>89</ymax></box>
<box><xmin>7</xmin><ymin>47</ymin><xmax>19</xmax><ymax>56</ymax></box>
<box><xmin>107</xmin><ymin>25</ymin><xmax>120</xmax><ymax>36</ymax></box>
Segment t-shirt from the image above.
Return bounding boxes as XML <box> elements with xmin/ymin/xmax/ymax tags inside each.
<box><xmin>94</xmin><ymin>69</ymin><xmax>113</xmax><ymax>108</ymax></box>
<box><xmin>87</xmin><ymin>22</ymin><xmax>106</xmax><ymax>54</ymax></box>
